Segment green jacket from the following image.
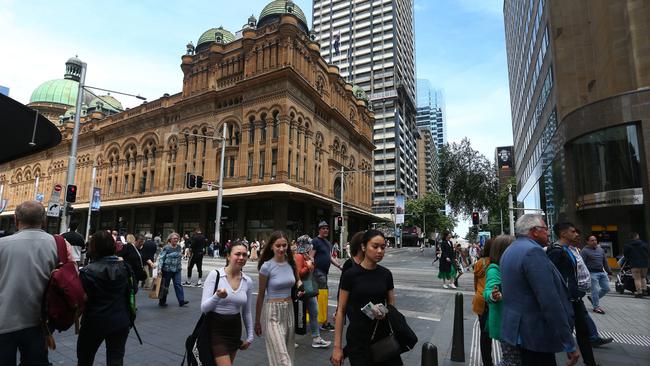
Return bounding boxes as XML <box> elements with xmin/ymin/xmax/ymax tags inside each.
<box><xmin>483</xmin><ymin>263</ymin><xmax>502</xmax><ymax>340</ymax></box>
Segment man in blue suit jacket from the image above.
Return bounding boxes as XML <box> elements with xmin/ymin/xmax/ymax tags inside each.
<box><xmin>500</xmin><ymin>214</ymin><xmax>580</xmax><ymax>366</ymax></box>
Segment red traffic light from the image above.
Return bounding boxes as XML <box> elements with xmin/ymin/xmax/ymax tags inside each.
<box><xmin>66</xmin><ymin>184</ymin><xmax>77</xmax><ymax>203</ymax></box>
<box><xmin>471</xmin><ymin>212</ymin><xmax>479</xmax><ymax>226</ymax></box>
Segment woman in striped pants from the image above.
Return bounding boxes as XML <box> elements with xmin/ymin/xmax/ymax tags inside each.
<box><xmin>255</xmin><ymin>231</ymin><xmax>302</xmax><ymax>366</ymax></box>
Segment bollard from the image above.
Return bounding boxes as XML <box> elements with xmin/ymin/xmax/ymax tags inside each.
<box><xmin>450</xmin><ymin>292</ymin><xmax>465</xmax><ymax>362</ymax></box>
<box><xmin>421</xmin><ymin>342</ymin><xmax>438</xmax><ymax>366</ymax></box>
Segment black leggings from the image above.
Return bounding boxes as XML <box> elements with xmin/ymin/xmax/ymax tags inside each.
<box><xmin>77</xmin><ymin>325</ymin><xmax>129</xmax><ymax>366</ymax></box>
<box><xmin>188</xmin><ymin>253</ymin><xmax>204</xmax><ymax>279</ymax></box>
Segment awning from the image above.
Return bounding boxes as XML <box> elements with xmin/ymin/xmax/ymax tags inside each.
<box><xmin>0</xmin><ymin>94</ymin><xmax>62</xmax><ymax>164</ymax></box>
<box><xmin>1</xmin><ymin>183</ymin><xmax>383</xmax><ymax>221</ymax></box>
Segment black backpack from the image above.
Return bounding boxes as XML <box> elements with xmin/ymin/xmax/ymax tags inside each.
<box><xmin>182</xmin><ymin>270</ymin><xmax>220</xmax><ymax>366</ymax></box>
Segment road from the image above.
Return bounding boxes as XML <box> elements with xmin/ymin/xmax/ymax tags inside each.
<box><xmin>48</xmin><ymin>247</ymin><xmax>649</xmax><ymax>365</ymax></box>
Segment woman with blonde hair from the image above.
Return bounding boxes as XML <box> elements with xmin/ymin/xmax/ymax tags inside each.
<box><xmin>158</xmin><ymin>232</ymin><xmax>189</xmax><ymax>307</ymax></box>
<box><xmin>254</xmin><ymin>231</ymin><xmax>302</xmax><ymax>365</ymax></box>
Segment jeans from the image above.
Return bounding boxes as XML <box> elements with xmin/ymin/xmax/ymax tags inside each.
<box><xmin>160</xmin><ymin>270</ymin><xmax>185</xmax><ymax>305</ymax></box>
<box><xmin>306</xmin><ymin>296</ymin><xmax>320</xmax><ymax>338</ymax></box>
<box><xmin>0</xmin><ymin>326</ymin><xmax>49</xmax><ymax>366</ymax></box>
<box><xmin>589</xmin><ymin>272</ymin><xmax>610</xmax><ymax>308</ymax></box>
<box><xmin>77</xmin><ymin>325</ymin><xmax>129</xmax><ymax>366</ymax></box>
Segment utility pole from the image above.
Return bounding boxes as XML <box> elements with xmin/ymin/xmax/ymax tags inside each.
<box><xmin>508</xmin><ymin>184</ymin><xmax>515</xmax><ymax>235</ymax></box>
<box><xmin>60</xmin><ymin>60</ymin><xmax>87</xmax><ymax>233</ymax></box>
<box><xmin>339</xmin><ymin>165</ymin><xmax>345</xmax><ymax>255</ymax></box>
<box><xmin>214</xmin><ymin>124</ymin><xmax>227</xmax><ymax>245</ymax></box>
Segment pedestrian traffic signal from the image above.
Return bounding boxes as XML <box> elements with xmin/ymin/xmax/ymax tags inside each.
<box><xmin>336</xmin><ymin>216</ymin><xmax>343</xmax><ymax>230</ymax></box>
<box><xmin>471</xmin><ymin>212</ymin><xmax>479</xmax><ymax>226</ymax></box>
<box><xmin>65</xmin><ymin>184</ymin><xmax>77</xmax><ymax>203</ymax></box>
<box><xmin>186</xmin><ymin>173</ymin><xmax>196</xmax><ymax>189</ymax></box>
<box><xmin>196</xmin><ymin>175</ymin><xmax>203</xmax><ymax>188</ymax></box>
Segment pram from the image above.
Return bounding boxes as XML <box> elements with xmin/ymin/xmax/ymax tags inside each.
<box><xmin>615</xmin><ymin>260</ymin><xmax>650</xmax><ymax>295</ymax></box>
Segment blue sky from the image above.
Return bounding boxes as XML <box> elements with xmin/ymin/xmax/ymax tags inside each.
<box><xmin>0</xmin><ymin>0</ymin><xmax>510</xmax><ymax>234</ymax></box>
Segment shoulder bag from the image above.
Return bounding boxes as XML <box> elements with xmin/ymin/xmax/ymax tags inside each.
<box><xmin>369</xmin><ymin>317</ymin><xmax>401</xmax><ymax>363</ymax></box>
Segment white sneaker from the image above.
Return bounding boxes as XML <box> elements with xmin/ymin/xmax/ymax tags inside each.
<box><xmin>449</xmin><ymin>283</ymin><xmax>457</xmax><ymax>289</ymax></box>
<box><xmin>294</xmin><ymin>343</ymin><xmax>299</xmax><ymax>349</ymax></box>
<box><xmin>443</xmin><ymin>284</ymin><xmax>449</xmax><ymax>289</ymax></box>
<box><xmin>197</xmin><ymin>279</ymin><xmax>202</xmax><ymax>286</ymax></box>
<box><xmin>312</xmin><ymin>337</ymin><xmax>331</xmax><ymax>348</ymax></box>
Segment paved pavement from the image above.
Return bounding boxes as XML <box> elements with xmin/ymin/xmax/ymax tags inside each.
<box><xmin>46</xmin><ymin>247</ymin><xmax>649</xmax><ymax>365</ymax></box>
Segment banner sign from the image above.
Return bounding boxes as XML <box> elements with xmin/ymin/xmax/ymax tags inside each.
<box><xmin>395</xmin><ymin>195</ymin><xmax>405</xmax><ymax>224</ymax></box>
<box><xmin>91</xmin><ymin>187</ymin><xmax>102</xmax><ymax>211</ymax></box>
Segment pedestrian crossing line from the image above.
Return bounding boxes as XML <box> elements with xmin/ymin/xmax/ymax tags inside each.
<box><xmin>469</xmin><ymin>318</ymin><xmax>501</xmax><ymax>366</ymax></box>
<box><xmin>598</xmin><ymin>331</ymin><xmax>650</xmax><ymax>347</ymax></box>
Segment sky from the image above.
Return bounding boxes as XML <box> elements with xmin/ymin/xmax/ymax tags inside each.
<box><xmin>1</xmin><ymin>0</ymin><xmax>511</xmax><ymax>232</ymax></box>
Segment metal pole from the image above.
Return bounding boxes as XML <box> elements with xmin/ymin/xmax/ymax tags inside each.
<box><xmin>85</xmin><ymin>164</ymin><xmax>96</xmax><ymax>242</ymax></box>
<box><xmin>508</xmin><ymin>185</ymin><xmax>515</xmax><ymax>235</ymax></box>
<box><xmin>214</xmin><ymin>124</ymin><xmax>227</xmax><ymax>245</ymax></box>
<box><xmin>60</xmin><ymin>61</ymin><xmax>87</xmax><ymax>233</ymax></box>
<box><xmin>340</xmin><ymin>165</ymin><xmax>344</xmax><ymax>254</ymax></box>
<box><xmin>0</xmin><ymin>183</ymin><xmax>4</xmax><ymax>203</ymax></box>
<box><xmin>500</xmin><ymin>207</ymin><xmax>504</xmax><ymax>235</ymax></box>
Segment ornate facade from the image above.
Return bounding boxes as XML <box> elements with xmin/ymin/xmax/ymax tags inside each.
<box><xmin>0</xmin><ymin>1</ymin><xmax>377</xmax><ymax>241</ymax></box>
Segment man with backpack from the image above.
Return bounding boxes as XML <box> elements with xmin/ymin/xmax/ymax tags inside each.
<box><xmin>0</xmin><ymin>200</ymin><xmax>75</xmax><ymax>364</ymax></box>
<box><xmin>63</xmin><ymin>221</ymin><xmax>86</xmax><ymax>266</ymax></box>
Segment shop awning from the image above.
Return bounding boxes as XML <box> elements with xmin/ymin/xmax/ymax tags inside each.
<box><xmin>0</xmin><ymin>94</ymin><xmax>62</xmax><ymax>164</ymax></box>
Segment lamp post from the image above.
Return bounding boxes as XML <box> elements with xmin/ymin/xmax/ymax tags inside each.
<box><xmin>337</xmin><ymin>167</ymin><xmax>374</xmax><ymax>256</ymax></box>
<box><xmin>215</xmin><ymin>124</ymin><xmax>227</xmax><ymax>245</ymax></box>
<box><xmin>59</xmin><ymin>60</ymin><xmax>87</xmax><ymax>233</ymax></box>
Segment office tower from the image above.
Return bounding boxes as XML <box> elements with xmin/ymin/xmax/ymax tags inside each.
<box><xmin>313</xmin><ymin>0</ymin><xmax>418</xmax><ymax>214</ymax></box>
<box><xmin>416</xmin><ymin>79</ymin><xmax>446</xmax><ymax>152</ymax></box>
<box><xmin>416</xmin><ymin>127</ymin><xmax>438</xmax><ymax>197</ymax></box>
<box><xmin>504</xmin><ymin>0</ymin><xmax>650</xmax><ymax>253</ymax></box>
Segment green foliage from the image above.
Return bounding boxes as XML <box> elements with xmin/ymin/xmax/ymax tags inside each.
<box><xmin>404</xmin><ymin>192</ymin><xmax>455</xmax><ymax>237</ymax></box>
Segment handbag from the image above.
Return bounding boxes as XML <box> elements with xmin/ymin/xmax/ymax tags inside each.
<box><xmin>302</xmin><ymin>271</ymin><xmax>319</xmax><ymax>298</ymax></box>
<box><xmin>183</xmin><ymin>270</ymin><xmax>220</xmax><ymax>366</ymax></box>
<box><xmin>369</xmin><ymin>318</ymin><xmax>401</xmax><ymax>363</ymax></box>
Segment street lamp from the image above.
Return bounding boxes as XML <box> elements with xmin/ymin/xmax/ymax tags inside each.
<box><xmin>59</xmin><ymin>59</ymin><xmax>147</xmax><ymax>233</ymax></box>
<box><xmin>336</xmin><ymin>166</ymin><xmax>373</xmax><ymax>256</ymax></box>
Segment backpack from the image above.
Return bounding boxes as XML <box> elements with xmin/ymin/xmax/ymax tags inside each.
<box><xmin>42</xmin><ymin>235</ymin><xmax>86</xmax><ymax>333</ymax></box>
<box><xmin>182</xmin><ymin>270</ymin><xmax>220</xmax><ymax>366</ymax></box>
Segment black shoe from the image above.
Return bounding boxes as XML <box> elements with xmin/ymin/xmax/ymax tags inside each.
<box><xmin>158</xmin><ymin>302</ymin><xmax>168</xmax><ymax>307</ymax></box>
<box><xmin>591</xmin><ymin>337</ymin><xmax>613</xmax><ymax>347</ymax></box>
<box><xmin>179</xmin><ymin>300</ymin><xmax>189</xmax><ymax>307</ymax></box>
<box><xmin>320</xmin><ymin>323</ymin><xmax>335</xmax><ymax>332</ymax></box>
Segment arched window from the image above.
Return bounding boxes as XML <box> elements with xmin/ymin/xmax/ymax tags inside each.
<box><xmin>260</xmin><ymin>113</ymin><xmax>267</xmax><ymax>143</ymax></box>
<box><xmin>272</xmin><ymin>110</ymin><xmax>279</xmax><ymax>139</ymax></box>
<box><xmin>166</xmin><ymin>137</ymin><xmax>178</xmax><ymax>190</ymax></box>
<box><xmin>248</xmin><ymin>116</ymin><xmax>255</xmax><ymax>144</ymax></box>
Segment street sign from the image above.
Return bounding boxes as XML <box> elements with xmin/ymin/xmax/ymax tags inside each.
<box><xmin>207</xmin><ymin>181</ymin><xmax>212</xmax><ymax>191</ymax></box>
<box><xmin>91</xmin><ymin>187</ymin><xmax>101</xmax><ymax>211</ymax></box>
<box><xmin>35</xmin><ymin>193</ymin><xmax>44</xmax><ymax>202</ymax></box>
<box><xmin>0</xmin><ymin>199</ymin><xmax>8</xmax><ymax>214</ymax></box>
<box><xmin>47</xmin><ymin>203</ymin><xmax>61</xmax><ymax>218</ymax></box>
<box><xmin>54</xmin><ymin>184</ymin><xmax>62</xmax><ymax>192</ymax></box>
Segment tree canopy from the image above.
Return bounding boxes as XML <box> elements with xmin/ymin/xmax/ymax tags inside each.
<box><xmin>404</xmin><ymin>192</ymin><xmax>455</xmax><ymax>238</ymax></box>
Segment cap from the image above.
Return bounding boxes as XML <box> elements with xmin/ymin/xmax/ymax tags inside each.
<box><xmin>296</xmin><ymin>235</ymin><xmax>313</xmax><ymax>254</ymax></box>
<box><xmin>318</xmin><ymin>221</ymin><xmax>329</xmax><ymax>228</ymax></box>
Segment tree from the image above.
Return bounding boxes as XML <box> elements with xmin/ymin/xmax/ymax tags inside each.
<box><xmin>404</xmin><ymin>192</ymin><xmax>455</xmax><ymax>238</ymax></box>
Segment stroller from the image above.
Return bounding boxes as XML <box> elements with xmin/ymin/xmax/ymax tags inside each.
<box><xmin>615</xmin><ymin>260</ymin><xmax>650</xmax><ymax>295</ymax></box>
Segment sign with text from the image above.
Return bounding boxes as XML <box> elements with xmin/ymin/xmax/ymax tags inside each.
<box><xmin>395</xmin><ymin>195</ymin><xmax>405</xmax><ymax>224</ymax></box>
<box><xmin>91</xmin><ymin>187</ymin><xmax>101</xmax><ymax>211</ymax></box>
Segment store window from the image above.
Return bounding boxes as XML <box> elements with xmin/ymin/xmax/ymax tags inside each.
<box><xmin>572</xmin><ymin>124</ymin><xmax>641</xmax><ymax>196</ymax></box>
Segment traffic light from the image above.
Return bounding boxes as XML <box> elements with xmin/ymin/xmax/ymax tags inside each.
<box><xmin>186</xmin><ymin>173</ymin><xmax>196</xmax><ymax>189</ymax></box>
<box><xmin>335</xmin><ymin>216</ymin><xmax>343</xmax><ymax>230</ymax></box>
<box><xmin>471</xmin><ymin>212</ymin><xmax>479</xmax><ymax>226</ymax></box>
<box><xmin>65</xmin><ymin>205</ymin><xmax>74</xmax><ymax>216</ymax></box>
<box><xmin>65</xmin><ymin>184</ymin><xmax>77</xmax><ymax>203</ymax></box>
<box><xmin>196</xmin><ymin>175</ymin><xmax>204</xmax><ymax>188</ymax></box>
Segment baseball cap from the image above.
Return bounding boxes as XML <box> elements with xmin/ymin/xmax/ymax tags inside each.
<box><xmin>318</xmin><ymin>221</ymin><xmax>329</xmax><ymax>228</ymax></box>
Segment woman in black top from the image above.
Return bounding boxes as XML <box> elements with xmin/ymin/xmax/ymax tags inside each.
<box><xmin>332</xmin><ymin>230</ymin><xmax>400</xmax><ymax>366</ymax></box>
<box><xmin>77</xmin><ymin>230</ymin><xmax>136</xmax><ymax>366</ymax></box>
<box><xmin>438</xmin><ymin>231</ymin><xmax>457</xmax><ymax>289</ymax></box>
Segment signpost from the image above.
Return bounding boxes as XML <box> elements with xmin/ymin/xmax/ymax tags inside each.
<box><xmin>47</xmin><ymin>184</ymin><xmax>63</xmax><ymax>218</ymax></box>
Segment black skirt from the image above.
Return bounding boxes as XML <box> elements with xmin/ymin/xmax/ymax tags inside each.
<box><xmin>207</xmin><ymin>312</ymin><xmax>242</xmax><ymax>356</ymax></box>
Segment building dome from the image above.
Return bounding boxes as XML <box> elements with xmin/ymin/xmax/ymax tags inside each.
<box><xmin>89</xmin><ymin>94</ymin><xmax>123</xmax><ymax>113</ymax></box>
<box><xmin>352</xmin><ymin>85</ymin><xmax>368</xmax><ymax>101</ymax></box>
<box><xmin>197</xmin><ymin>26</ymin><xmax>236</xmax><ymax>48</ymax></box>
<box><xmin>29</xmin><ymin>57</ymin><xmax>92</xmax><ymax>107</ymax></box>
<box><xmin>258</xmin><ymin>0</ymin><xmax>308</xmax><ymax>32</ymax></box>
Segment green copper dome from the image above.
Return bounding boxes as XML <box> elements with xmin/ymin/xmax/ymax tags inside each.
<box><xmin>259</xmin><ymin>0</ymin><xmax>308</xmax><ymax>31</ymax></box>
<box><xmin>352</xmin><ymin>85</ymin><xmax>368</xmax><ymax>101</ymax></box>
<box><xmin>89</xmin><ymin>95</ymin><xmax>123</xmax><ymax>113</ymax></box>
<box><xmin>30</xmin><ymin>79</ymin><xmax>81</xmax><ymax>107</ymax></box>
<box><xmin>197</xmin><ymin>26</ymin><xmax>236</xmax><ymax>48</ymax></box>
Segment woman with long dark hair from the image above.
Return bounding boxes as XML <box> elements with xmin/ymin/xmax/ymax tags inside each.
<box><xmin>201</xmin><ymin>240</ymin><xmax>253</xmax><ymax>365</ymax></box>
<box><xmin>77</xmin><ymin>230</ymin><xmax>136</xmax><ymax>366</ymax></box>
<box><xmin>438</xmin><ymin>231</ymin><xmax>457</xmax><ymax>288</ymax></box>
<box><xmin>331</xmin><ymin>229</ymin><xmax>401</xmax><ymax>366</ymax></box>
<box><xmin>254</xmin><ymin>231</ymin><xmax>302</xmax><ymax>365</ymax></box>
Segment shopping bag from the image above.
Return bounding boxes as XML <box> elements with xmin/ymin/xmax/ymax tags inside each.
<box><xmin>317</xmin><ymin>289</ymin><xmax>329</xmax><ymax>324</ymax></box>
<box><xmin>149</xmin><ymin>275</ymin><xmax>162</xmax><ymax>299</ymax></box>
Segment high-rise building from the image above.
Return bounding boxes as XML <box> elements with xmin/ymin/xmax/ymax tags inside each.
<box><xmin>313</xmin><ymin>0</ymin><xmax>419</xmax><ymax>214</ymax></box>
<box><xmin>416</xmin><ymin>127</ymin><xmax>437</xmax><ymax>197</ymax></box>
<box><xmin>416</xmin><ymin>79</ymin><xmax>446</xmax><ymax>152</ymax></box>
<box><xmin>504</xmin><ymin>0</ymin><xmax>650</xmax><ymax>255</ymax></box>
